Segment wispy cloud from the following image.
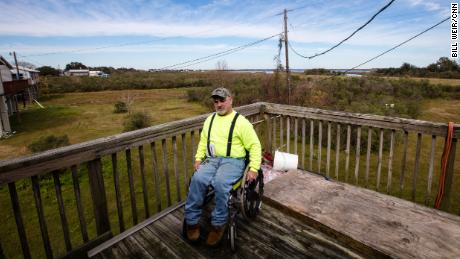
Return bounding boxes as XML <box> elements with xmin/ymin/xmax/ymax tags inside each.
<box><xmin>0</xmin><ymin>0</ymin><xmax>452</xmax><ymax>68</ymax></box>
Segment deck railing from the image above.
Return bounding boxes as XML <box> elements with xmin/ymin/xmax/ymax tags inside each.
<box><xmin>0</xmin><ymin>102</ymin><xmax>458</xmax><ymax>258</ymax></box>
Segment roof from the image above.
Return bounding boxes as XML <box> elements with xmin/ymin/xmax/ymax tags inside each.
<box><xmin>0</xmin><ymin>56</ymin><xmax>13</xmax><ymax>69</ymax></box>
<box><xmin>68</xmin><ymin>69</ymin><xmax>90</xmax><ymax>72</ymax></box>
<box><xmin>11</xmin><ymin>65</ymin><xmax>39</xmax><ymax>73</ymax></box>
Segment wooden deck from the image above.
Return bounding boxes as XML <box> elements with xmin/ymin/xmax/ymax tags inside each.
<box><xmin>264</xmin><ymin>171</ymin><xmax>460</xmax><ymax>258</ymax></box>
<box><xmin>88</xmin><ymin>169</ymin><xmax>460</xmax><ymax>259</ymax></box>
<box><xmin>88</xmin><ymin>200</ymin><xmax>364</xmax><ymax>258</ymax></box>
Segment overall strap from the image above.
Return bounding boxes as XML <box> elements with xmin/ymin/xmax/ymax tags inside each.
<box><xmin>227</xmin><ymin>112</ymin><xmax>240</xmax><ymax>156</ymax></box>
<box><xmin>207</xmin><ymin>113</ymin><xmax>216</xmax><ymax>157</ymax></box>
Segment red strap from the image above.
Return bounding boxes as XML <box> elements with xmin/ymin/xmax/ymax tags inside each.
<box><xmin>434</xmin><ymin>122</ymin><xmax>455</xmax><ymax>209</ymax></box>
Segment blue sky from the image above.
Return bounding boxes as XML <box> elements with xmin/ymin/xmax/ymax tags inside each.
<box><xmin>0</xmin><ymin>0</ymin><xmax>453</xmax><ymax>70</ymax></box>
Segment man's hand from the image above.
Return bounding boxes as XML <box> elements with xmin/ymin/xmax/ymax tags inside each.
<box><xmin>246</xmin><ymin>170</ymin><xmax>257</xmax><ymax>182</ymax></box>
<box><xmin>194</xmin><ymin>160</ymin><xmax>201</xmax><ymax>171</ymax></box>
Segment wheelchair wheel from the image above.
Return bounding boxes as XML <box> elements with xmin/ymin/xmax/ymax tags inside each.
<box><xmin>240</xmin><ymin>168</ymin><xmax>264</xmax><ymax>219</ymax></box>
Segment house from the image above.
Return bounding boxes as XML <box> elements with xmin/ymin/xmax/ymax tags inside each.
<box><xmin>0</xmin><ymin>56</ymin><xmax>40</xmax><ymax>136</ymax></box>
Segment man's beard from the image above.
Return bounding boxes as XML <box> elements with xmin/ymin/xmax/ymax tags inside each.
<box><xmin>217</xmin><ymin>109</ymin><xmax>226</xmax><ymax>115</ymax></box>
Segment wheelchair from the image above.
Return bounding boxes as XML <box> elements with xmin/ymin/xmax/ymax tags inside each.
<box><xmin>182</xmin><ymin>164</ymin><xmax>264</xmax><ymax>251</ymax></box>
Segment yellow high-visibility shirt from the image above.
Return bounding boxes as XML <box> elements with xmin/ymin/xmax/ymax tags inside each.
<box><xmin>195</xmin><ymin>110</ymin><xmax>262</xmax><ymax>172</ymax></box>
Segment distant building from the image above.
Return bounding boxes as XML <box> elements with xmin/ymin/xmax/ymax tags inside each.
<box><xmin>0</xmin><ymin>56</ymin><xmax>40</xmax><ymax>136</ymax></box>
<box><xmin>65</xmin><ymin>69</ymin><xmax>90</xmax><ymax>76</ymax></box>
<box><xmin>89</xmin><ymin>70</ymin><xmax>109</xmax><ymax>77</ymax></box>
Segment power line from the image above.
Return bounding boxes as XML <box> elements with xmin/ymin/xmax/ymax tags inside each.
<box><xmin>291</xmin><ymin>0</ymin><xmax>395</xmax><ymax>60</ymax></box>
<box><xmin>21</xmin><ymin>12</ymin><xmax>281</xmax><ymax>58</ymax></box>
<box><xmin>343</xmin><ymin>16</ymin><xmax>449</xmax><ymax>74</ymax></box>
<box><xmin>159</xmin><ymin>33</ymin><xmax>282</xmax><ymax>70</ymax></box>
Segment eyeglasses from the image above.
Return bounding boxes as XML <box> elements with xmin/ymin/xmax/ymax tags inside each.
<box><xmin>213</xmin><ymin>98</ymin><xmax>226</xmax><ymax>104</ymax></box>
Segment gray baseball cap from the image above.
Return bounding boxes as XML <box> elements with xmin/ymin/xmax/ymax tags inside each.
<box><xmin>211</xmin><ymin>87</ymin><xmax>232</xmax><ymax>98</ymax></box>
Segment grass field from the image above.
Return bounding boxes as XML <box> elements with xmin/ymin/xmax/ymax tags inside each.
<box><xmin>0</xmin><ymin>89</ymin><xmax>209</xmax><ymax>160</ymax></box>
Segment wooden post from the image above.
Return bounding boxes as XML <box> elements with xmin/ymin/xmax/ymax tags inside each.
<box><xmin>264</xmin><ymin>113</ymin><xmax>272</xmax><ymax>153</ymax></box>
<box><xmin>111</xmin><ymin>154</ymin><xmax>125</xmax><ymax>233</ymax></box>
<box><xmin>0</xmin><ymin>241</ymin><xmax>4</xmax><ymax>259</ymax></box>
<box><xmin>8</xmin><ymin>182</ymin><xmax>31</xmax><ymax>258</ymax></box>
<box><xmin>0</xmin><ymin>75</ymin><xmax>12</xmax><ymax>133</ymax></box>
<box><xmin>441</xmin><ymin>138</ymin><xmax>457</xmax><ymax>211</ymax></box>
<box><xmin>71</xmin><ymin>165</ymin><xmax>89</xmax><ymax>241</ymax></box>
<box><xmin>87</xmin><ymin>158</ymin><xmax>111</xmax><ymax>236</ymax></box>
<box><xmin>31</xmin><ymin>176</ymin><xmax>53</xmax><ymax>259</ymax></box>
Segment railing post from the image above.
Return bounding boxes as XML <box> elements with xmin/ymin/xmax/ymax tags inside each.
<box><xmin>261</xmin><ymin>105</ymin><xmax>272</xmax><ymax>153</ymax></box>
<box><xmin>87</xmin><ymin>158</ymin><xmax>111</xmax><ymax>235</ymax></box>
<box><xmin>441</xmin><ymin>138</ymin><xmax>457</xmax><ymax>211</ymax></box>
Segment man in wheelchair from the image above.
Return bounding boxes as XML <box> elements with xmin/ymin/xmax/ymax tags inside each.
<box><xmin>184</xmin><ymin>87</ymin><xmax>262</xmax><ymax>247</ymax></box>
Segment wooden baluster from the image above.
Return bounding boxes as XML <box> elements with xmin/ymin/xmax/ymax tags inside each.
<box><xmin>280</xmin><ymin>115</ymin><xmax>284</xmax><ymax>151</ymax></box>
<box><xmin>52</xmin><ymin>171</ymin><xmax>72</xmax><ymax>251</ymax></box>
<box><xmin>345</xmin><ymin>125</ymin><xmax>351</xmax><ymax>181</ymax></box>
<box><xmin>318</xmin><ymin>121</ymin><xmax>322</xmax><ymax>174</ymax></box>
<box><xmin>111</xmin><ymin>154</ymin><xmax>125</xmax><ymax>232</ymax></box>
<box><xmin>191</xmin><ymin>130</ymin><xmax>196</xmax><ymax>171</ymax></box>
<box><xmin>399</xmin><ymin>131</ymin><xmax>409</xmax><ymax>195</ymax></box>
<box><xmin>376</xmin><ymin>129</ymin><xmax>384</xmax><ymax>191</ymax></box>
<box><xmin>441</xmin><ymin>138</ymin><xmax>457</xmax><ymax>211</ymax></box>
<box><xmin>326</xmin><ymin>122</ymin><xmax>331</xmax><ymax>177</ymax></box>
<box><xmin>286</xmin><ymin>116</ymin><xmax>290</xmax><ymax>153</ymax></box>
<box><xmin>31</xmin><ymin>176</ymin><xmax>53</xmax><ymax>259</ymax></box>
<box><xmin>310</xmin><ymin>120</ymin><xmax>314</xmax><ymax>171</ymax></box>
<box><xmin>365</xmin><ymin>128</ymin><xmax>372</xmax><ymax>188</ymax></box>
<box><xmin>294</xmin><ymin>118</ymin><xmax>298</xmax><ymax>155</ymax></box>
<box><xmin>386</xmin><ymin>130</ymin><xmax>395</xmax><ymax>193</ymax></box>
<box><xmin>71</xmin><ymin>166</ymin><xmax>89</xmax><ymax>241</ymax></box>
<box><xmin>182</xmin><ymin>133</ymin><xmax>189</xmax><ymax>194</ymax></box>
<box><xmin>150</xmin><ymin>142</ymin><xmax>161</xmax><ymax>212</ymax></box>
<box><xmin>412</xmin><ymin>133</ymin><xmax>422</xmax><ymax>201</ymax></box>
<box><xmin>138</xmin><ymin>146</ymin><xmax>150</xmax><ymax>218</ymax></box>
<box><xmin>173</xmin><ymin>136</ymin><xmax>181</xmax><ymax>202</ymax></box>
<box><xmin>264</xmin><ymin>114</ymin><xmax>272</xmax><ymax>153</ymax></box>
<box><xmin>8</xmin><ymin>182</ymin><xmax>31</xmax><ymax>258</ymax></box>
<box><xmin>302</xmin><ymin>118</ymin><xmax>306</xmax><ymax>169</ymax></box>
<box><xmin>87</xmin><ymin>158</ymin><xmax>111</xmax><ymax>236</ymax></box>
<box><xmin>425</xmin><ymin>135</ymin><xmax>436</xmax><ymax>206</ymax></box>
<box><xmin>335</xmin><ymin>123</ymin><xmax>341</xmax><ymax>180</ymax></box>
<box><xmin>125</xmin><ymin>149</ymin><xmax>138</xmax><ymax>225</ymax></box>
<box><xmin>0</xmin><ymin>241</ymin><xmax>4</xmax><ymax>259</ymax></box>
<box><xmin>354</xmin><ymin>127</ymin><xmax>361</xmax><ymax>184</ymax></box>
<box><xmin>162</xmin><ymin>139</ymin><xmax>172</xmax><ymax>207</ymax></box>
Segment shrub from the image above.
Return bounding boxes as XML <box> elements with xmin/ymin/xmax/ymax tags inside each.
<box><xmin>28</xmin><ymin>135</ymin><xmax>70</xmax><ymax>153</ymax></box>
<box><xmin>113</xmin><ymin>101</ymin><xmax>128</xmax><ymax>113</ymax></box>
<box><xmin>123</xmin><ymin>112</ymin><xmax>151</xmax><ymax>132</ymax></box>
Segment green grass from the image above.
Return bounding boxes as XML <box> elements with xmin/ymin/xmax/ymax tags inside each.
<box><xmin>0</xmin><ymin>89</ymin><xmax>209</xmax><ymax>160</ymax></box>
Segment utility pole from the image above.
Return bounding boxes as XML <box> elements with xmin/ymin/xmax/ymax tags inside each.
<box><xmin>12</xmin><ymin>51</ymin><xmax>20</xmax><ymax>80</ymax></box>
<box><xmin>283</xmin><ymin>9</ymin><xmax>291</xmax><ymax>105</ymax></box>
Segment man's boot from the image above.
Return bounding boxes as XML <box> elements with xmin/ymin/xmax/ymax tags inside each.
<box><xmin>206</xmin><ymin>225</ymin><xmax>226</xmax><ymax>246</ymax></box>
<box><xmin>186</xmin><ymin>224</ymin><xmax>200</xmax><ymax>242</ymax></box>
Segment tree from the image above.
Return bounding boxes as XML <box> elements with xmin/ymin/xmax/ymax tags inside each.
<box><xmin>37</xmin><ymin>66</ymin><xmax>59</xmax><ymax>76</ymax></box>
<box><xmin>215</xmin><ymin>60</ymin><xmax>228</xmax><ymax>71</ymax></box>
<box><xmin>65</xmin><ymin>62</ymin><xmax>87</xmax><ymax>70</ymax></box>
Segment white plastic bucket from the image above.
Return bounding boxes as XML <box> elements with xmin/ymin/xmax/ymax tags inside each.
<box><xmin>273</xmin><ymin>151</ymin><xmax>298</xmax><ymax>171</ymax></box>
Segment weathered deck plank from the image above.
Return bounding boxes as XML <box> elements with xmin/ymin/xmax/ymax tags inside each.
<box><xmin>89</xmin><ymin>199</ymin><xmax>364</xmax><ymax>258</ymax></box>
<box><xmin>263</xmin><ymin>171</ymin><xmax>460</xmax><ymax>259</ymax></box>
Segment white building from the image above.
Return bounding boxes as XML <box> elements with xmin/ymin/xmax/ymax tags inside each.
<box><xmin>65</xmin><ymin>69</ymin><xmax>90</xmax><ymax>76</ymax></box>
